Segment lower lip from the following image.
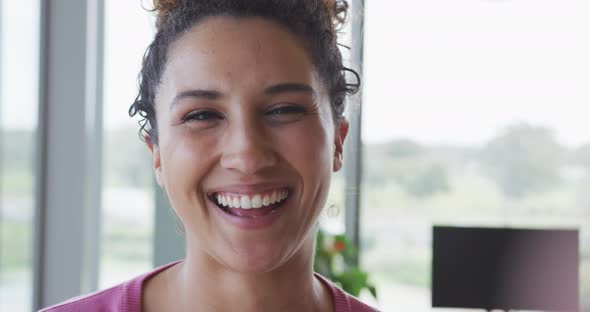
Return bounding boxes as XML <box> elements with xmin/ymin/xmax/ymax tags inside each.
<box><xmin>211</xmin><ymin>198</ymin><xmax>288</xmax><ymax>230</ymax></box>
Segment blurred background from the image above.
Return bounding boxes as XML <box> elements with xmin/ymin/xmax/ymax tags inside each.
<box><xmin>1</xmin><ymin>0</ymin><xmax>588</xmax><ymax>311</ymax></box>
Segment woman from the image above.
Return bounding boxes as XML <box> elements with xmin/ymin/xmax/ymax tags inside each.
<box><xmin>42</xmin><ymin>0</ymin><xmax>376</xmax><ymax>311</ymax></box>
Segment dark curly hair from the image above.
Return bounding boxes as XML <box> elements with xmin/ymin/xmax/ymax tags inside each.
<box><xmin>129</xmin><ymin>0</ymin><xmax>360</xmax><ymax>144</ymax></box>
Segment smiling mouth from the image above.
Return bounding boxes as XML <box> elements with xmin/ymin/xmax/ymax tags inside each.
<box><xmin>207</xmin><ymin>189</ymin><xmax>291</xmax><ymax>218</ymax></box>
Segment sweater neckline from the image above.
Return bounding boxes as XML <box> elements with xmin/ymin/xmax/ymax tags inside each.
<box><xmin>123</xmin><ymin>260</ymin><xmax>350</xmax><ymax>312</ymax></box>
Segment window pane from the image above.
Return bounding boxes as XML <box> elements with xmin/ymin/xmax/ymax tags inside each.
<box><xmin>361</xmin><ymin>1</ymin><xmax>590</xmax><ymax>311</ymax></box>
<box><xmin>99</xmin><ymin>0</ymin><xmax>156</xmax><ymax>288</ymax></box>
<box><xmin>0</xmin><ymin>0</ymin><xmax>39</xmax><ymax>310</ymax></box>
<box><xmin>320</xmin><ymin>7</ymin><xmax>355</xmax><ymax>235</ymax></box>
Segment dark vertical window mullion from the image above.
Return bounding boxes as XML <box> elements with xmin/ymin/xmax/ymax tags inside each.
<box><xmin>32</xmin><ymin>0</ymin><xmax>49</xmax><ymax>309</ymax></box>
<box><xmin>344</xmin><ymin>0</ymin><xmax>365</xmax><ymax>266</ymax></box>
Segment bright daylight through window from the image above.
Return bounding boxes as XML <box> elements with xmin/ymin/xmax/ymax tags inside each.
<box><xmin>99</xmin><ymin>0</ymin><xmax>156</xmax><ymax>289</ymax></box>
<box><xmin>0</xmin><ymin>0</ymin><xmax>39</xmax><ymax>311</ymax></box>
<box><xmin>361</xmin><ymin>0</ymin><xmax>590</xmax><ymax>311</ymax></box>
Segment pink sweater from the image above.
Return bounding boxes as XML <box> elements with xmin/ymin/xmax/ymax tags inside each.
<box><xmin>40</xmin><ymin>261</ymin><xmax>379</xmax><ymax>312</ymax></box>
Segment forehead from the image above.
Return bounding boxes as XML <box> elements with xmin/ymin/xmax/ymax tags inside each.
<box><xmin>161</xmin><ymin>16</ymin><xmax>323</xmax><ymax>95</ymax></box>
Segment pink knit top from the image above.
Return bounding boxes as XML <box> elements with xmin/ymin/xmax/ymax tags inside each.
<box><xmin>40</xmin><ymin>261</ymin><xmax>379</xmax><ymax>312</ymax></box>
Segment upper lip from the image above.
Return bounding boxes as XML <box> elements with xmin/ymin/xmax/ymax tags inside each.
<box><xmin>206</xmin><ymin>183</ymin><xmax>292</xmax><ymax>196</ymax></box>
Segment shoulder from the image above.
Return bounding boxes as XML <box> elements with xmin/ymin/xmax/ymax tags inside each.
<box><xmin>314</xmin><ymin>273</ymin><xmax>381</xmax><ymax>312</ymax></box>
<box><xmin>38</xmin><ymin>283</ymin><xmax>128</xmax><ymax>312</ymax></box>
<box><xmin>39</xmin><ymin>261</ymin><xmax>182</xmax><ymax>312</ymax></box>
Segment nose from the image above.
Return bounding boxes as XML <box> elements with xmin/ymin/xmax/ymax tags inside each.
<box><xmin>220</xmin><ymin>117</ymin><xmax>278</xmax><ymax>175</ymax></box>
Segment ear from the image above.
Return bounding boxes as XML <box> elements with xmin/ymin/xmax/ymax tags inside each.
<box><xmin>145</xmin><ymin>135</ymin><xmax>163</xmax><ymax>187</ymax></box>
<box><xmin>333</xmin><ymin>118</ymin><xmax>349</xmax><ymax>172</ymax></box>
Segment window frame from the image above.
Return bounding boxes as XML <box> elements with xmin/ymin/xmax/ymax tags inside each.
<box><xmin>343</xmin><ymin>0</ymin><xmax>365</xmax><ymax>266</ymax></box>
<box><xmin>32</xmin><ymin>0</ymin><xmax>105</xmax><ymax>309</ymax></box>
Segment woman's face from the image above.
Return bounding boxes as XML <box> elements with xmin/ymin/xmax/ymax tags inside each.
<box><xmin>148</xmin><ymin>17</ymin><xmax>348</xmax><ymax>273</ymax></box>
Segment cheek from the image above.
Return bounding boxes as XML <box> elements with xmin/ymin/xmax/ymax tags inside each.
<box><xmin>280</xmin><ymin>119</ymin><xmax>334</xmax><ymax>183</ymax></box>
<box><xmin>159</xmin><ymin>129</ymin><xmax>217</xmax><ymax>206</ymax></box>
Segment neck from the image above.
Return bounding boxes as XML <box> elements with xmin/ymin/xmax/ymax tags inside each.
<box><xmin>166</xmin><ymin>234</ymin><xmax>330</xmax><ymax>312</ymax></box>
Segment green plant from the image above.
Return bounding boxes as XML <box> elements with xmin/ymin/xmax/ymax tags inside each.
<box><xmin>314</xmin><ymin>229</ymin><xmax>377</xmax><ymax>299</ymax></box>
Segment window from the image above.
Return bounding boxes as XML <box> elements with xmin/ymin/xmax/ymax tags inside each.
<box><xmin>0</xmin><ymin>0</ymin><xmax>40</xmax><ymax>310</ymax></box>
<box><xmin>361</xmin><ymin>1</ymin><xmax>590</xmax><ymax>311</ymax></box>
<box><xmin>99</xmin><ymin>0</ymin><xmax>156</xmax><ymax>288</ymax></box>
<box><xmin>320</xmin><ymin>3</ymin><xmax>356</xmax><ymax>237</ymax></box>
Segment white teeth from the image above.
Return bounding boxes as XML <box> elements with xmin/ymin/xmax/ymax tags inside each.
<box><xmin>262</xmin><ymin>195</ymin><xmax>270</xmax><ymax>206</ymax></box>
<box><xmin>240</xmin><ymin>196</ymin><xmax>252</xmax><ymax>209</ymax></box>
<box><xmin>252</xmin><ymin>194</ymin><xmax>262</xmax><ymax>208</ymax></box>
<box><xmin>214</xmin><ymin>190</ymin><xmax>289</xmax><ymax>209</ymax></box>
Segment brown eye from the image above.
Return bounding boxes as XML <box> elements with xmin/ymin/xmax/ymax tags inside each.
<box><xmin>181</xmin><ymin>109</ymin><xmax>224</xmax><ymax>130</ymax></box>
<box><xmin>266</xmin><ymin>104</ymin><xmax>307</xmax><ymax>123</ymax></box>
<box><xmin>183</xmin><ymin>110</ymin><xmax>223</xmax><ymax>122</ymax></box>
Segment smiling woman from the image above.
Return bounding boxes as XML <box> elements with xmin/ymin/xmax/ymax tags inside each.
<box><xmin>40</xmin><ymin>1</ymin><xmax>376</xmax><ymax>312</ymax></box>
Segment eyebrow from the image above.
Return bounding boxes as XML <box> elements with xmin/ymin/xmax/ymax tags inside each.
<box><xmin>264</xmin><ymin>83</ymin><xmax>315</xmax><ymax>97</ymax></box>
<box><xmin>171</xmin><ymin>89</ymin><xmax>223</xmax><ymax>108</ymax></box>
<box><xmin>170</xmin><ymin>83</ymin><xmax>315</xmax><ymax>109</ymax></box>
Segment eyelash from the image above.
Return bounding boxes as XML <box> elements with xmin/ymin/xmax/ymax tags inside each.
<box><xmin>181</xmin><ymin>104</ymin><xmax>307</xmax><ymax>124</ymax></box>
<box><xmin>266</xmin><ymin>104</ymin><xmax>307</xmax><ymax>116</ymax></box>
<box><xmin>182</xmin><ymin>110</ymin><xmax>223</xmax><ymax>122</ymax></box>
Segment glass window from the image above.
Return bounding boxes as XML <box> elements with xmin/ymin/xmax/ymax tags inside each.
<box><xmin>320</xmin><ymin>5</ymin><xmax>355</xmax><ymax>237</ymax></box>
<box><xmin>361</xmin><ymin>1</ymin><xmax>590</xmax><ymax>311</ymax></box>
<box><xmin>0</xmin><ymin>0</ymin><xmax>40</xmax><ymax>310</ymax></box>
<box><xmin>99</xmin><ymin>0</ymin><xmax>156</xmax><ymax>288</ymax></box>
